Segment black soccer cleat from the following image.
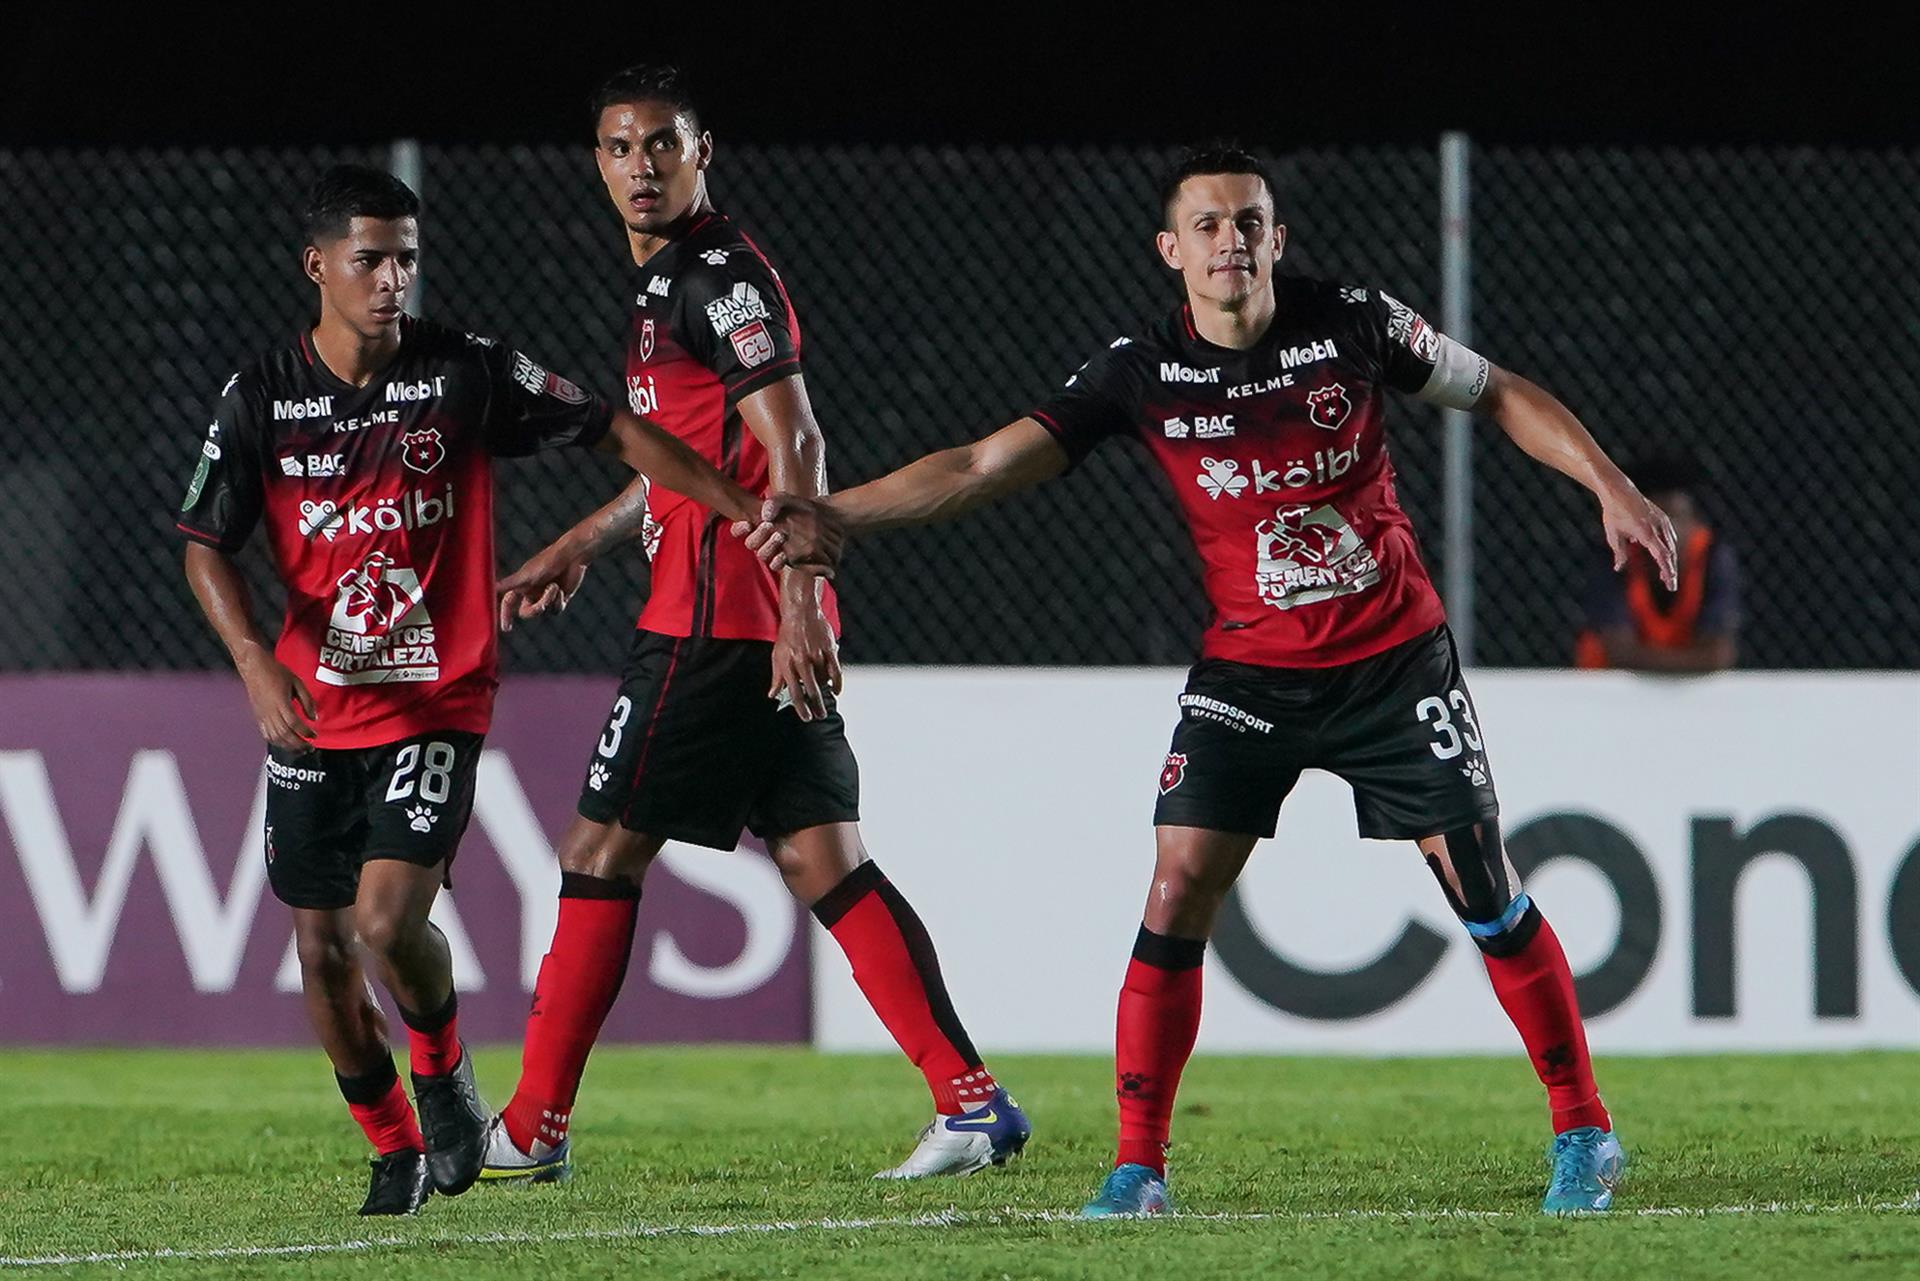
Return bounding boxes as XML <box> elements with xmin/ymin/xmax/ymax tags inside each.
<box><xmin>412</xmin><ymin>1046</ymin><xmax>490</xmax><ymax>1197</ymax></box>
<box><xmin>359</xmin><ymin>1148</ymin><xmax>431</xmax><ymax>1216</ymax></box>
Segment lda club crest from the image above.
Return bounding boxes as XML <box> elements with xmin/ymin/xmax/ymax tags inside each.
<box><xmin>400</xmin><ymin>426</ymin><xmax>445</xmax><ymax>475</ymax></box>
<box><xmin>1305</xmin><ymin>383</ymin><xmax>1352</xmax><ymax>431</ymax></box>
<box><xmin>638</xmin><ymin>318</ymin><xmax>656</xmax><ymax>361</ymax></box>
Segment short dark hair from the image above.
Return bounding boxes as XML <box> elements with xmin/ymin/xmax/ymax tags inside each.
<box><xmin>1626</xmin><ymin>451</ymin><xmax>1710</xmax><ymax>498</ymax></box>
<box><xmin>300</xmin><ymin>164</ymin><xmax>419</xmax><ymax>245</ymax></box>
<box><xmin>1158</xmin><ymin>145</ymin><xmax>1277</xmax><ymax>227</ymax></box>
<box><xmin>591</xmin><ymin>63</ymin><xmax>700</xmax><ymax>135</ymax></box>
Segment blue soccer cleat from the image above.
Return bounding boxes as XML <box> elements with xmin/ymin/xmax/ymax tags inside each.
<box><xmin>1541</xmin><ymin>1126</ymin><xmax>1625</xmax><ymax>1214</ymax></box>
<box><xmin>872</xmin><ymin>1087</ymin><xmax>1031</xmax><ymax>1179</ymax></box>
<box><xmin>1080</xmin><ymin>1162</ymin><xmax>1169</xmax><ymax>1218</ymax></box>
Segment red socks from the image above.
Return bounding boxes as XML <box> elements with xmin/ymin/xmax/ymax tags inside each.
<box><xmin>1481</xmin><ymin>914</ymin><xmax>1611</xmax><ymax>1133</ymax></box>
<box><xmin>502</xmin><ymin>872</ymin><xmax>642</xmax><ymax>1152</ymax></box>
<box><xmin>399</xmin><ymin>990</ymin><xmax>461</xmax><ymax>1077</ymax></box>
<box><xmin>1114</xmin><ymin>925</ymin><xmax>1206</xmax><ymax>1175</ymax></box>
<box><xmin>813</xmin><ymin>862</ymin><xmax>993</xmax><ymax>1115</ymax></box>
<box><xmin>338</xmin><ymin>1060</ymin><xmax>424</xmax><ymax>1155</ymax></box>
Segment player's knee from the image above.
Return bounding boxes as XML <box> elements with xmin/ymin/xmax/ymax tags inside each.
<box><xmin>767</xmin><ymin>829</ymin><xmax>861</xmax><ymax>889</ymax></box>
<box><xmin>1422</xmin><ymin>820</ymin><xmax>1541</xmax><ymax>957</ymax></box>
<box><xmin>1148</xmin><ymin>853</ymin><xmax>1238</xmax><ymax>934</ymax></box>
<box><xmin>557</xmin><ymin>818</ymin><xmax>655</xmax><ymax>885</ymax></box>
<box><xmin>352</xmin><ymin>904</ymin><xmax>425</xmax><ymax>965</ymax></box>
<box><xmin>1157</xmin><ymin>845</ymin><xmax>1239</xmax><ymax>905</ymax></box>
<box><xmin>293</xmin><ymin>926</ymin><xmax>356</xmax><ymax>988</ymax></box>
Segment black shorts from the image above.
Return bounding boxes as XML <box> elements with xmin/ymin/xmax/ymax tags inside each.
<box><xmin>576</xmin><ymin>631</ymin><xmax>861</xmax><ymax>850</ymax></box>
<box><xmin>1153</xmin><ymin>624</ymin><xmax>1499</xmax><ymax>841</ymax></box>
<box><xmin>263</xmin><ymin>730</ymin><xmax>484</xmax><ymax>910</ymax></box>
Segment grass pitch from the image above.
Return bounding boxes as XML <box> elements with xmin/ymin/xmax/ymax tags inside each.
<box><xmin>2</xmin><ymin>1047</ymin><xmax>1915</xmax><ymax>1278</ymax></box>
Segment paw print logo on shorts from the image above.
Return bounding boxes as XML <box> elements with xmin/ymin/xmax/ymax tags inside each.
<box><xmin>1459</xmin><ymin>759</ymin><xmax>1489</xmax><ymax>787</ymax></box>
<box><xmin>700</xmin><ymin>249</ymin><xmax>729</xmax><ymax>265</ymax></box>
<box><xmin>405</xmin><ymin>805</ymin><xmax>437</xmax><ymax>833</ymax></box>
<box><xmin>588</xmin><ymin>762</ymin><xmax>611</xmax><ymax>791</ymax></box>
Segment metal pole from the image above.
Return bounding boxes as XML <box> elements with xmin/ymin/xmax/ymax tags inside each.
<box><xmin>1439</xmin><ymin>131</ymin><xmax>1474</xmax><ymax>663</ymax></box>
<box><xmin>389</xmin><ymin>138</ymin><xmax>424</xmax><ymax>318</ymax></box>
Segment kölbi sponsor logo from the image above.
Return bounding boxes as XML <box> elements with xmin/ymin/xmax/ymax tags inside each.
<box><xmin>629</xmin><ymin>374</ymin><xmax>660</xmax><ymax>416</ymax></box>
<box><xmin>273</xmin><ymin>396</ymin><xmax>333</xmax><ymax>421</ymax></box>
<box><xmin>297</xmin><ymin>485</ymin><xmax>455</xmax><ymax>541</ymax></box>
<box><xmin>386</xmin><ymin>376</ymin><xmax>447</xmax><ymax>403</ymax></box>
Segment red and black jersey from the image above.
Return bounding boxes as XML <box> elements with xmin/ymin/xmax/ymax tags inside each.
<box><xmin>623</xmin><ymin>211</ymin><xmax>840</xmax><ymax>641</ymax></box>
<box><xmin>176</xmin><ymin>317</ymin><xmax>611</xmax><ymax>749</ymax></box>
<box><xmin>1032</xmin><ymin>278</ymin><xmax>1453</xmax><ymax>669</ymax></box>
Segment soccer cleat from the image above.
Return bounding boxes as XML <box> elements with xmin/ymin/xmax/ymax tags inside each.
<box><xmin>478</xmin><ymin>1113</ymin><xmax>572</xmax><ymax>1185</ymax></box>
<box><xmin>411</xmin><ymin>1046</ymin><xmax>490</xmax><ymax>1197</ymax></box>
<box><xmin>1080</xmin><ymin>1162</ymin><xmax>1169</xmax><ymax>1218</ymax></box>
<box><xmin>1541</xmin><ymin>1126</ymin><xmax>1625</xmax><ymax>1214</ymax></box>
<box><xmin>871</xmin><ymin>1087</ymin><xmax>1031</xmax><ymax>1179</ymax></box>
<box><xmin>358</xmin><ymin>1149</ymin><xmax>431</xmax><ymax>1216</ymax></box>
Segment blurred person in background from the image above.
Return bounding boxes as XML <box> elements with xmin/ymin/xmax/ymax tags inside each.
<box><xmin>1574</xmin><ymin>452</ymin><xmax>1739</xmax><ymax>672</ymax></box>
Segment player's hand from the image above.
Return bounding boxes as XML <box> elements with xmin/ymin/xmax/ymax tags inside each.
<box><xmin>729</xmin><ymin>495</ymin><xmax>846</xmax><ymax>575</ymax></box>
<box><xmin>237</xmin><ymin>647</ymin><xmax>318</xmax><ymax>752</ymax></box>
<box><xmin>1601</xmin><ymin>482</ymin><xmax>1679</xmax><ymax>590</ymax></box>
<box><xmin>771</xmin><ymin>602</ymin><xmax>843</xmax><ymax>722</ymax></box>
<box><xmin>497</xmin><ymin>550</ymin><xmax>590</xmax><ymax>632</ymax></box>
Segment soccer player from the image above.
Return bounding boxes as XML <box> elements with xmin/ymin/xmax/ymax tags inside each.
<box><xmin>176</xmin><ymin>164</ymin><xmax>799</xmax><ymax>1215</ymax></box>
<box><xmin>476</xmin><ymin>64</ymin><xmax>1028</xmax><ymax>1184</ymax></box>
<box><xmin>739</xmin><ymin>146</ymin><xmax>1679</xmax><ymax>1217</ymax></box>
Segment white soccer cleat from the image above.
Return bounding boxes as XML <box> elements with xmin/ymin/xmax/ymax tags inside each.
<box><xmin>872</xmin><ymin>1088</ymin><xmax>1031</xmax><ymax>1180</ymax></box>
<box><xmin>476</xmin><ymin>1113</ymin><xmax>571</xmax><ymax>1184</ymax></box>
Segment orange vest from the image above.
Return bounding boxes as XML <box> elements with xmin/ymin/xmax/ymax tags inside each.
<box><xmin>1575</xmin><ymin>528</ymin><xmax>1713</xmax><ymax>668</ymax></box>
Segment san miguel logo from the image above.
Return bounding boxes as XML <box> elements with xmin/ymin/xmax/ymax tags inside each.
<box><xmin>1159</xmin><ymin>752</ymin><xmax>1189</xmax><ymax>794</ymax></box>
<box><xmin>1305</xmin><ymin>383</ymin><xmax>1352</xmax><ymax>432</ymax></box>
<box><xmin>400</xmin><ymin>426</ymin><xmax>445</xmax><ymax>475</ymax></box>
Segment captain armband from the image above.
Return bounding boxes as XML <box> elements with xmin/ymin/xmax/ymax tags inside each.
<box><xmin>1415</xmin><ymin>334</ymin><xmax>1492</xmax><ymax>410</ymax></box>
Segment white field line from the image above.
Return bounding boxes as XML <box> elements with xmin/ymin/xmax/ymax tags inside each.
<box><xmin>3</xmin><ymin>1201</ymin><xmax>1912</xmax><ymax>1269</ymax></box>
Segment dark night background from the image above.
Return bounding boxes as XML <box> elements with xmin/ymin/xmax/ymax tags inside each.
<box><xmin>4</xmin><ymin>3</ymin><xmax>1913</xmax><ymax>671</ymax></box>
<box><xmin>1</xmin><ymin>5</ymin><xmax>1906</xmax><ymax>147</ymax></box>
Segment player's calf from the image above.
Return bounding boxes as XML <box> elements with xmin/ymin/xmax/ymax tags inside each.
<box><xmin>804</xmin><ymin>854</ymin><xmax>1026</xmax><ymax>1175</ymax></box>
<box><xmin>1421</xmin><ymin>820</ymin><xmax>1621</xmax><ymax>1208</ymax></box>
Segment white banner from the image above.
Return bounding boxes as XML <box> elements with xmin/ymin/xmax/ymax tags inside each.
<box><xmin>817</xmin><ymin>669</ymin><xmax>1920</xmax><ymax>1055</ymax></box>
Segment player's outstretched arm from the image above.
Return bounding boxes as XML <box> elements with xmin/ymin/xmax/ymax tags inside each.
<box><xmin>1476</xmin><ymin>366</ymin><xmax>1680</xmax><ymax>589</ymax></box>
<box><xmin>737</xmin><ymin>376</ymin><xmax>843</xmax><ymax>721</ymax></box>
<box><xmin>182</xmin><ymin>542</ymin><xmax>318</xmax><ymax>751</ymax></box>
<box><xmin>734</xmin><ymin>417</ymin><xmax>1069</xmax><ymax>572</ymax></box>
<box><xmin>496</xmin><ymin>406</ymin><xmax>838</xmax><ymax>632</ymax></box>
<box><xmin>598</xmin><ymin>408</ymin><xmax>762</xmax><ymax>526</ymax></box>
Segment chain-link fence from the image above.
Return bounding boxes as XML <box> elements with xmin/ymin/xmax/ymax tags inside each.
<box><xmin>2</xmin><ymin>143</ymin><xmax>1915</xmax><ymax>672</ymax></box>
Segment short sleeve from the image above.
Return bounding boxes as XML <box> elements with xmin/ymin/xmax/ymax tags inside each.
<box><xmin>1029</xmin><ymin>341</ymin><xmax>1138</xmax><ymax>470</ymax></box>
<box><xmin>175</xmin><ymin>374</ymin><xmax>265</xmax><ymax>553</ymax></box>
<box><xmin>475</xmin><ymin>338</ymin><xmax>614</xmax><ymax>456</ymax></box>
<box><xmin>677</xmin><ymin>252</ymin><xmax>803</xmax><ymax>401</ymax></box>
<box><xmin>1347</xmin><ymin>286</ymin><xmax>1447</xmax><ymax>395</ymax></box>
